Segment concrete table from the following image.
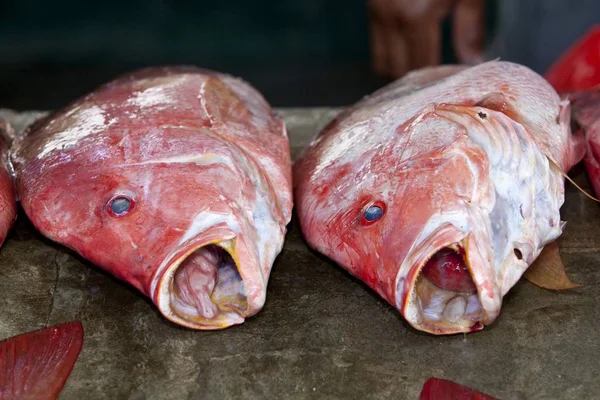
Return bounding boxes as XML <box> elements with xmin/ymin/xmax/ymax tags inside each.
<box><xmin>0</xmin><ymin>108</ymin><xmax>599</xmax><ymax>399</ymax></box>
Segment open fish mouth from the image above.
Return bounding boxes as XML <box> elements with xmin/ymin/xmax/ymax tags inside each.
<box><xmin>156</xmin><ymin>239</ymin><xmax>249</xmax><ymax>329</ymax></box>
<box><xmin>412</xmin><ymin>243</ymin><xmax>484</xmax><ymax>333</ymax></box>
<box><xmin>401</xmin><ymin>232</ymin><xmax>490</xmax><ymax>334</ymax></box>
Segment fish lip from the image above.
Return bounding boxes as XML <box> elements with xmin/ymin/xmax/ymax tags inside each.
<box><xmin>398</xmin><ymin>224</ymin><xmax>496</xmax><ymax>335</ymax></box>
<box><xmin>152</xmin><ymin>231</ymin><xmax>249</xmax><ymax>330</ymax></box>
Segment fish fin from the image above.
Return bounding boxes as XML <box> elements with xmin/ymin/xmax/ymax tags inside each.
<box><xmin>0</xmin><ymin>321</ymin><xmax>84</xmax><ymax>400</ymax></box>
<box><xmin>524</xmin><ymin>241</ymin><xmax>581</xmax><ymax>290</ymax></box>
<box><xmin>419</xmin><ymin>377</ymin><xmax>499</xmax><ymax>400</ymax></box>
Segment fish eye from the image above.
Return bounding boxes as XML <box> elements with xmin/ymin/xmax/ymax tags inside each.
<box><xmin>107</xmin><ymin>195</ymin><xmax>135</xmax><ymax>217</ymax></box>
<box><xmin>361</xmin><ymin>201</ymin><xmax>386</xmax><ymax>226</ymax></box>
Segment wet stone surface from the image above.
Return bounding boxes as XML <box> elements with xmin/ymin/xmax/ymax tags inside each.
<box><xmin>0</xmin><ymin>108</ymin><xmax>599</xmax><ymax>399</ymax></box>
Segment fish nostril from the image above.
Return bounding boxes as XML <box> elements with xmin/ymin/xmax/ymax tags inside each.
<box><xmin>514</xmin><ymin>248</ymin><xmax>523</xmax><ymax>260</ymax></box>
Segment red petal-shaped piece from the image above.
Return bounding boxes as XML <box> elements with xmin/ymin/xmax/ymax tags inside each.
<box><xmin>545</xmin><ymin>25</ymin><xmax>600</xmax><ymax>94</ymax></box>
<box><xmin>0</xmin><ymin>321</ymin><xmax>84</xmax><ymax>400</ymax></box>
<box><xmin>420</xmin><ymin>377</ymin><xmax>498</xmax><ymax>400</ymax></box>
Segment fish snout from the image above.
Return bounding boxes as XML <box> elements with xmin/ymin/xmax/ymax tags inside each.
<box><xmin>399</xmin><ymin>225</ymin><xmax>501</xmax><ymax>334</ymax></box>
<box><xmin>152</xmin><ymin>226</ymin><xmax>251</xmax><ymax>330</ymax></box>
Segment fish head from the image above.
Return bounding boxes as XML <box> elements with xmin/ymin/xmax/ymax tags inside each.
<box><xmin>14</xmin><ymin>71</ymin><xmax>290</xmax><ymax>330</ymax></box>
<box><xmin>296</xmin><ymin>102</ymin><xmax>563</xmax><ymax>334</ymax></box>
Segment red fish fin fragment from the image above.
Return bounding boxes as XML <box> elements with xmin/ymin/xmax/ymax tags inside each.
<box><xmin>545</xmin><ymin>25</ymin><xmax>600</xmax><ymax>94</ymax></box>
<box><xmin>419</xmin><ymin>377</ymin><xmax>498</xmax><ymax>400</ymax></box>
<box><xmin>523</xmin><ymin>241</ymin><xmax>580</xmax><ymax>290</ymax></box>
<box><xmin>0</xmin><ymin>321</ymin><xmax>84</xmax><ymax>400</ymax></box>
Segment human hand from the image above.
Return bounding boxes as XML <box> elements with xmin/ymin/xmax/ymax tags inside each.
<box><xmin>367</xmin><ymin>0</ymin><xmax>486</xmax><ymax>78</ymax></box>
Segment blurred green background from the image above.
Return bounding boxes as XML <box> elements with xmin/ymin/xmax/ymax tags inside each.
<box><xmin>1</xmin><ymin>1</ymin><xmax>367</xmax><ymax>64</ymax></box>
<box><xmin>0</xmin><ymin>0</ymin><xmax>597</xmax><ymax>110</ymax></box>
<box><xmin>0</xmin><ymin>0</ymin><xmax>385</xmax><ymax>110</ymax></box>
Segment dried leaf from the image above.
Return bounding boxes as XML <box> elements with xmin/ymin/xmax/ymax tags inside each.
<box><xmin>420</xmin><ymin>377</ymin><xmax>498</xmax><ymax>400</ymax></box>
<box><xmin>524</xmin><ymin>242</ymin><xmax>581</xmax><ymax>290</ymax></box>
<box><xmin>0</xmin><ymin>321</ymin><xmax>84</xmax><ymax>400</ymax></box>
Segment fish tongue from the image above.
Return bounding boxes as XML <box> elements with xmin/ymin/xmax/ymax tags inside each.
<box><xmin>174</xmin><ymin>250</ymin><xmax>219</xmax><ymax>319</ymax></box>
<box><xmin>443</xmin><ymin>296</ymin><xmax>467</xmax><ymax>323</ymax></box>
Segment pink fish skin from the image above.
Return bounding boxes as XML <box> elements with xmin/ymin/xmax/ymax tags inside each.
<box><xmin>570</xmin><ymin>89</ymin><xmax>600</xmax><ymax>196</ymax></box>
<box><xmin>294</xmin><ymin>61</ymin><xmax>583</xmax><ymax>335</ymax></box>
<box><xmin>11</xmin><ymin>66</ymin><xmax>293</xmax><ymax>330</ymax></box>
<box><xmin>0</xmin><ymin>120</ymin><xmax>17</xmax><ymax>247</ymax></box>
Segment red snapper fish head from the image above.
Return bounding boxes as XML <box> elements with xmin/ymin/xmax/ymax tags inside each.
<box><xmin>19</xmin><ymin>142</ymin><xmax>264</xmax><ymax>329</ymax></box>
<box><xmin>13</xmin><ymin>73</ymin><xmax>287</xmax><ymax>330</ymax></box>
<box><xmin>296</xmin><ymin>101</ymin><xmax>564</xmax><ymax>334</ymax></box>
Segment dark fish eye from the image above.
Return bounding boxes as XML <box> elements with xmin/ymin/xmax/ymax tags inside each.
<box><xmin>107</xmin><ymin>195</ymin><xmax>135</xmax><ymax>217</ymax></box>
<box><xmin>361</xmin><ymin>202</ymin><xmax>386</xmax><ymax>225</ymax></box>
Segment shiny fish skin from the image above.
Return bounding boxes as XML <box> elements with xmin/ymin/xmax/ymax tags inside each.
<box><xmin>0</xmin><ymin>119</ymin><xmax>17</xmax><ymax>248</ymax></box>
<box><xmin>11</xmin><ymin>66</ymin><xmax>293</xmax><ymax>330</ymax></box>
<box><xmin>294</xmin><ymin>61</ymin><xmax>583</xmax><ymax>335</ymax></box>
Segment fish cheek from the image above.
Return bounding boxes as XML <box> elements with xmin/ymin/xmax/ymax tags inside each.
<box><xmin>343</xmin><ymin>199</ymin><xmax>387</xmax><ymax>266</ymax></box>
<box><xmin>56</xmin><ymin>175</ymin><xmax>140</xmax><ymax>250</ymax></box>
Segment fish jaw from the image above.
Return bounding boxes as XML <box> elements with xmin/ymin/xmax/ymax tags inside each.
<box><xmin>152</xmin><ymin>222</ymin><xmax>254</xmax><ymax>330</ymax></box>
<box><xmin>398</xmin><ymin>223</ymin><xmax>500</xmax><ymax>335</ymax></box>
<box><xmin>151</xmin><ymin>207</ymin><xmax>284</xmax><ymax>330</ymax></box>
<box><xmin>154</xmin><ymin>236</ymin><xmax>248</xmax><ymax>330</ymax></box>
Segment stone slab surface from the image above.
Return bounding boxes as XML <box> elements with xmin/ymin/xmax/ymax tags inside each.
<box><xmin>0</xmin><ymin>108</ymin><xmax>599</xmax><ymax>400</ymax></box>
